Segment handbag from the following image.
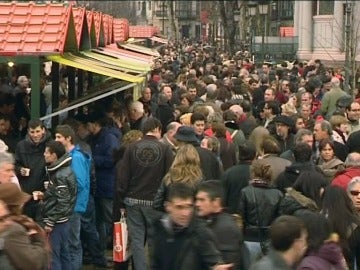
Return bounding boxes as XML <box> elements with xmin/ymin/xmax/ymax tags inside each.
<box><xmin>251</xmin><ymin>186</ymin><xmax>270</xmax><ymax>255</ymax></box>
<box><xmin>113</xmin><ymin>210</ymin><xmax>131</xmax><ymax>263</ymax></box>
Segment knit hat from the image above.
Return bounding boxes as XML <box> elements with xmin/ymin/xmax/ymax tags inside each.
<box><xmin>0</xmin><ymin>183</ymin><xmax>31</xmax><ymax>206</ymax></box>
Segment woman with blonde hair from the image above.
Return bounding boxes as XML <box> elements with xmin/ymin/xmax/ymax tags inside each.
<box><xmin>153</xmin><ymin>144</ymin><xmax>203</xmax><ymax>211</ymax></box>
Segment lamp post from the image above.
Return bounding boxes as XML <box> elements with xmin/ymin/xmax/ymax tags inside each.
<box><xmin>258</xmin><ymin>2</ymin><xmax>269</xmax><ymax>63</ymax></box>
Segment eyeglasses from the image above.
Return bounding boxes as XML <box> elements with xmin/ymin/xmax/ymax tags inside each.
<box><xmin>282</xmin><ymin>84</ymin><xmax>289</xmax><ymax>87</ymax></box>
<box><xmin>351</xmin><ymin>109</ymin><xmax>360</xmax><ymax>112</ymax></box>
<box><xmin>350</xmin><ymin>190</ymin><xmax>360</xmax><ymax>196</ymax></box>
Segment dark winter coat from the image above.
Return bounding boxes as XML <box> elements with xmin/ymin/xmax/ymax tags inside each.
<box><xmin>221</xmin><ymin>161</ymin><xmax>252</xmax><ymax>214</ymax></box>
<box><xmin>15</xmin><ymin>131</ymin><xmax>52</xmax><ymax>194</ymax></box>
<box><xmin>150</xmin><ymin>215</ymin><xmax>223</xmax><ymax>270</ymax></box>
<box><xmin>279</xmin><ymin>188</ymin><xmax>319</xmax><ymax>217</ymax></box>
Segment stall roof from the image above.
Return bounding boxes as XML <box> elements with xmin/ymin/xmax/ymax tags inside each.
<box><xmin>80</xmin><ymin>51</ymin><xmax>150</xmax><ymax>74</ymax></box>
<box><xmin>0</xmin><ymin>2</ymin><xmax>77</xmax><ymax>55</ymax></box>
<box><xmin>47</xmin><ymin>53</ymin><xmax>144</xmax><ymax>83</ymax></box>
<box><xmin>149</xmin><ymin>36</ymin><xmax>168</xmax><ymax>44</ymax></box>
<box><xmin>92</xmin><ymin>47</ymin><xmax>154</xmax><ymax>67</ymax></box>
<box><xmin>118</xmin><ymin>42</ymin><xmax>160</xmax><ymax>57</ymax></box>
<box><xmin>102</xmin><ymin>43</ymin><xmax>154</xmax><ymax>62</ymax></box>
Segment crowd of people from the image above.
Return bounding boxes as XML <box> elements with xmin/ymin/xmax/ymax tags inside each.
<box><xmin>1</xmin><ymin>39</ymin><xmax>360</xmax><ymax>270</ymax></box>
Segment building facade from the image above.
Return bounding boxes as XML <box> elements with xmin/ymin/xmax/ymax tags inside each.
<box><xmin>295</xmin><ymin>0</ymin><xmax>360</xmax><ymax>62</ymax></box>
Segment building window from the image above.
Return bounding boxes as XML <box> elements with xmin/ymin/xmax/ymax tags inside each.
<box><xmin>278</xmin><ymin>1</ymin><xmax>293</xmax><ymax>20</ymax></box>
<box><xmin>313</xmin><ymin>0</ymin><xmax>334</xmax><ymax>16</ymax></box>
<box><xmin>149</xmin><ymin>1</ymin><xmax>151</xmax><ymax>10</ymax></box>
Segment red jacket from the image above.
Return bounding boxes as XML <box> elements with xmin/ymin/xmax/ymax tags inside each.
<box><xmin>331</xmin><ymin>167</ymin><xmax>360</xmax><ymax>190</ymax></box>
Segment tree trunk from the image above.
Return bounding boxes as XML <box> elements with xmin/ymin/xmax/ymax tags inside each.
<box><xmin>218</xmin><ymin>0</ymin><xmax>229</xmax><ymax>52</ymax></box>
<box><xmin>167</xmin><ymin>0</ymin><xmax>178</xmax><ymax>41</ymax></box>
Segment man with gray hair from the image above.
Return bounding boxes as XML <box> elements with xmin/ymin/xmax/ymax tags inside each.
<box><xmin>129</xmin><ymin>101</ymin><xmax>147</xmax><ymax>131</ymax></box>
<box><xmin>332</xmin><ymin>152</ymin><xmax>360</xmax><ymax>190</ymax></box>
<box><xmin>313</xmin><ymin>120</ymin><xmax>348</xmax><ymax>161</ymax></box>
<box><xmin>320</xmin><ymin>77</ymin><xmax>347</xmax><ymax>119</ymax></box>
<box><xmin>280</xmin><ymin>128</ymin><xmax>314</xmax><ymax>163</ymax></box>
<box><xmin>159</xmin><ymin>121</ymin><xmax>182</xmax><ymax>155</ymax></box>
<box><xmin>0</xmin><ymin>151</ymin><xmax>19</xmax><ymax>186</ymax></box>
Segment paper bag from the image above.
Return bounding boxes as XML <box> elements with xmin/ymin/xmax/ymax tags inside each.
<box><xmin>113</xmin><ymin>212</ymin><xmax>131</xmax><ymax>262</ymax></box>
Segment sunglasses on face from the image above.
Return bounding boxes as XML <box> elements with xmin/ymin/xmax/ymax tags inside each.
<box><xmin>350</xmin><ymin>190</ymin><xmax>360</xmax><ymax>196</ymax></box>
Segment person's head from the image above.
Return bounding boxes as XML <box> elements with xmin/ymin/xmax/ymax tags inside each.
<box><xmin>293</xmin><ymin>171</ymin><xmax>328</xmax><ymax>207</ymax></box>
<box><xmin>0</xmin><ymin>113</ymin><xmax>9</xmax><ymax>135</ymax></box>
<box><xmin>251</xmin><ymin>159</ymin><xmax>272</xmax><ymax>182</ymax></box>
<box><xmin>300</xmin><ymin>103</ymin><xmax>312</xmax><ymax>120</ymax></box>
<box><xmin>0</xmin><ymin>152</ymin><xmax>15</xmax><ymax>184</ymax></box>
<box><xmin>27</xmin><ymin>119</ymin><xmax>46</xmax><ymax>144</ymax></box>
<box><xmin>295</xmin><ymin>211</ymin><xmax>330</xmax><ymax>253</ymax></box>
<box><xmin>313</xmin><ymin>120</ymin><xmax>332</xmax><ymax>142</ymax></box>
<box><xmin>211</xmin><ymin>122</ymin><xmax>227</xmax><ymax>138</ymax></box>
<box><xmin>293</xmin><ymin>115</ymin><xmax>305</xmax><ymax>132</ymax></box>
<box><xmin>55</xmin><ymin>124</ymin><xmax>76</xmax><ymax>149</ymax></box>
<box><xmin>281</xmin><ymin>79</ymin><xmax>291</xmax><ymax>96</ymax></box>
<box><xmin>322</xmin><ymin>185</ymin><xmax>359</xmax><ymax>241</ymax></box>
<box><xmin>161</xmin><ymin>85</ymin><xmax>173</xmax><ymax>101</ymax></box>
<box><xmin>44</xmin><ymin>141</ymin><xmax>66</xmax><ymax>165</ymax></box>
<box><xmin>294</xmin><ymin>128</ymin><xmax>314</xmax><ymax>149</ymax></box>
<box><xmin>174</xmin><ymin>126</ymin><xmax>198</xmax><ymax>145</ymax></box>
<box><xmin>319</xmin><ymin>138</ymin><xmax>335</xmax><ymax>162</ymax></box>
<box><xmin>249</xmin><ymin>126</ymin><xmax>270</xmax><ymax>156</ymax></box>
<box><xmin>274</xmin><ymin>115</ymin><xmax>293</xmax><ymax>139</ymax></box>
<box><xmin>238</xmin><ymin>141</ymin><xmax>257</xmax><ymax>162</ymax></box>
<box><xmin>301</xmin><ymin>92</ymin><xmax>313</xmax><ymax>106</ymax></box>
<box><xmin>180</xmin><ymin>93</ymin><xmax>192</xmax><ymax>107</ymax></box>
<box><xmin>262</xmin><ymin>63</ymin><xmax>270</xmax><ymax>75</ymax></box>
<box><xmin>165</xmin><ymin>182</ymin><xmax>195</xmax><ymax>227</ymax></box>
<box><xmin>190</xmin><ymin>112</ymin><xmax>206</xmax><ymax>136</ymax></box>
<box><xmin>264</xmin><ymin>88</ymin><xmax>275</xmax><ymax>102</ymax></box>
<box><xmin>165</xmin><ymin>122</ymin><xmax>182</xmax><ymax>144</ymax></box>
<box><xmin>16</xmin><ymin>75</ymin><xmax>29</xmax><ymax>89</ymax></box>
<box><xmin>121</xmin><ymin>129</ymin><xmax>143</xmax><ymax>147</ymax></box>
<box><xmin>128</xmin><ymin>101</ymin><xmax>145</xmax><ymax>121</ymax></box>
<box><xmin>270</xmin><ymin>215</ymin><xmax>307</xmax><ymax>264</ymax></box>
<box><xmin>187</xmin><ymin>84</ymin><xmax>197</xmax><ymax>99</ymax></box>
<box><xmin>206</xmin><ymin>84</ymin><xmax>218</xmax><ymax>101</ymax></box>
<box><xmin>86</xmin><ymin>111</ymin><xmax>107</xmax><ymax>135</ymax></box>
<box><xmin>329</xmin><ymin>115</ymin><xmax>348</xmax><ymax>134</ymax></box>
<box><xmin>0</xmin><ymin>183</ymin><xmax>31</xmax><ymax>215</ymax></box>
<box><xmin>142</xmin><ymin>117</ymin><xmax>162</xmax><ymax>139</ymax></box>
<box><xmin>264</xmin><ymin>100</ymin><xmax>280</xmax><ymax>118</ymax></box>
<box><xmin>345</xmin><ymin>152</ymin><xmax>360</xmax><ymax>168</ymax></box>
<box><xmin>260</xmin><ymin>135</ymin><xmax>281</xmax><ymax>155</ymax></box>
<box><xmin>346</xmin><ymin>101</ymin><xmax>360</xmax><ymax>122</ymax></box>
<box><xmin>200</xmin><ymin>136</ymin><xmax>220</xmax><ymax>156</ymax></box>
<box><xmin>141</xmin><ymin>87</ymin><xmax>152</xmax><ymax>102</ymax></box>
<box><xmin>347</xmin><ymin>177</ymin><xmax>360</xmax><ymax>211</ymax></box>
<box><xmin>293</xmin><ymin>142</ymin><xmax>312</xmax><ymax>163</ymax></box>
<box><xmin>195</xmin><ymin>180</ymin><xmax>224</xmax><ymax>217</ymax></box>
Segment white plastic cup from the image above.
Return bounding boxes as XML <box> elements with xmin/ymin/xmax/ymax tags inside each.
<box><xmin>44</xmin><ymin>181</ymin><xmax>49</xmax><ymax>189</ymax></box>
<box><xmin>32</xmin><ymin>191</ymin><xmax>41</xmax><ymax>201</ymax></box>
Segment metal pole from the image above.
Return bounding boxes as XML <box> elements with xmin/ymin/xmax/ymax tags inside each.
<box><xmin>261</xmin><ymin>14</ymin><xmax>265</xmax><ymax>63</ymax></box>
<box><xmin>344</xmin><ymin>0</ymin><xmax>352</xmax><ymax>94</ymax></box>
<box><xmin>162</xmin><ymin>1</ymin><xmax>165</xmax><ymax>35</ymax></box>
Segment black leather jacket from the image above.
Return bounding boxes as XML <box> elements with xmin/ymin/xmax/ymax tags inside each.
<box><xmin>239</xmin><ymin>183</ymin><xmax>283</xmax><ymax>242</ymax></box>
<box><xmin>150</xmin><ymin>215</ymin><xmax>223</xmax><ymax>270</ymax></box>
<box><xmin>42</xmin><ymin>153</ymin><xmax>77</xmax><ymax>228</ymax></box>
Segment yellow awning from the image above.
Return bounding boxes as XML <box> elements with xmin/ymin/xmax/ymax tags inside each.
<box><xmin>80</xmin><ymin>51</ymin><xmax>151</xmax><ymax>73</ymax></box>
<box><xmin>47</xmin><ymin>53</ymin><xmax>144</xmax><ymax>83</ymax></box>
<box><xmin>119</xmin><ymin>43</ymin><xmax>160</xmax><ymax>57</ymax></box>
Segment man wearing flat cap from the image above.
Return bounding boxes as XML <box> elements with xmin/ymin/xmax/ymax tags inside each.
<box><xmin>273</xmin><ymin>115</ymin><xmax>295</xmax><ymax>154</ymax></box>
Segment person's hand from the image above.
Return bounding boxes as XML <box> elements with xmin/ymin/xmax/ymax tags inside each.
<box><xmin>44</xmin><ymin>225</ymin><xmax>53</xmax><ymax>233</ymax></box>
<box><xmin>20</xmin><ymin>167</ymin><xmax>30</xmax><ymax>176</ymax></box>
<box><xmin>213</xmin><ymin>263</ymin><xmax>233</xmax><ymax>270</ymax></box>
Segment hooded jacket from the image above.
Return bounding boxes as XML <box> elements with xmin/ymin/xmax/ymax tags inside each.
<box><xmin>69</xmin><ymin>145</ymin><xmax>91</xmax><ymax>213</ymax></box>
<box><xmin>42</xmin><ymin>153</ymin><xmax>77</xmax><ymax>228</ymax></box>
<box><xmin>332</xmin><ymin>167</ymin><xmax>360</xmax><ymax>191</ymax></box>
<box><xmin>279</xmin><ymin>188</ymin><xmax>319</xmax><ymax>217</ymax></box>
<box><xmin>15</xmin><ymin>131</ymin><xmax>52</xmax><ymax>194</ymax></box>
<box><xmin>297</xmin><ymin>242</ymin><xmax>346</xmax><ymax>270</ymax></box>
